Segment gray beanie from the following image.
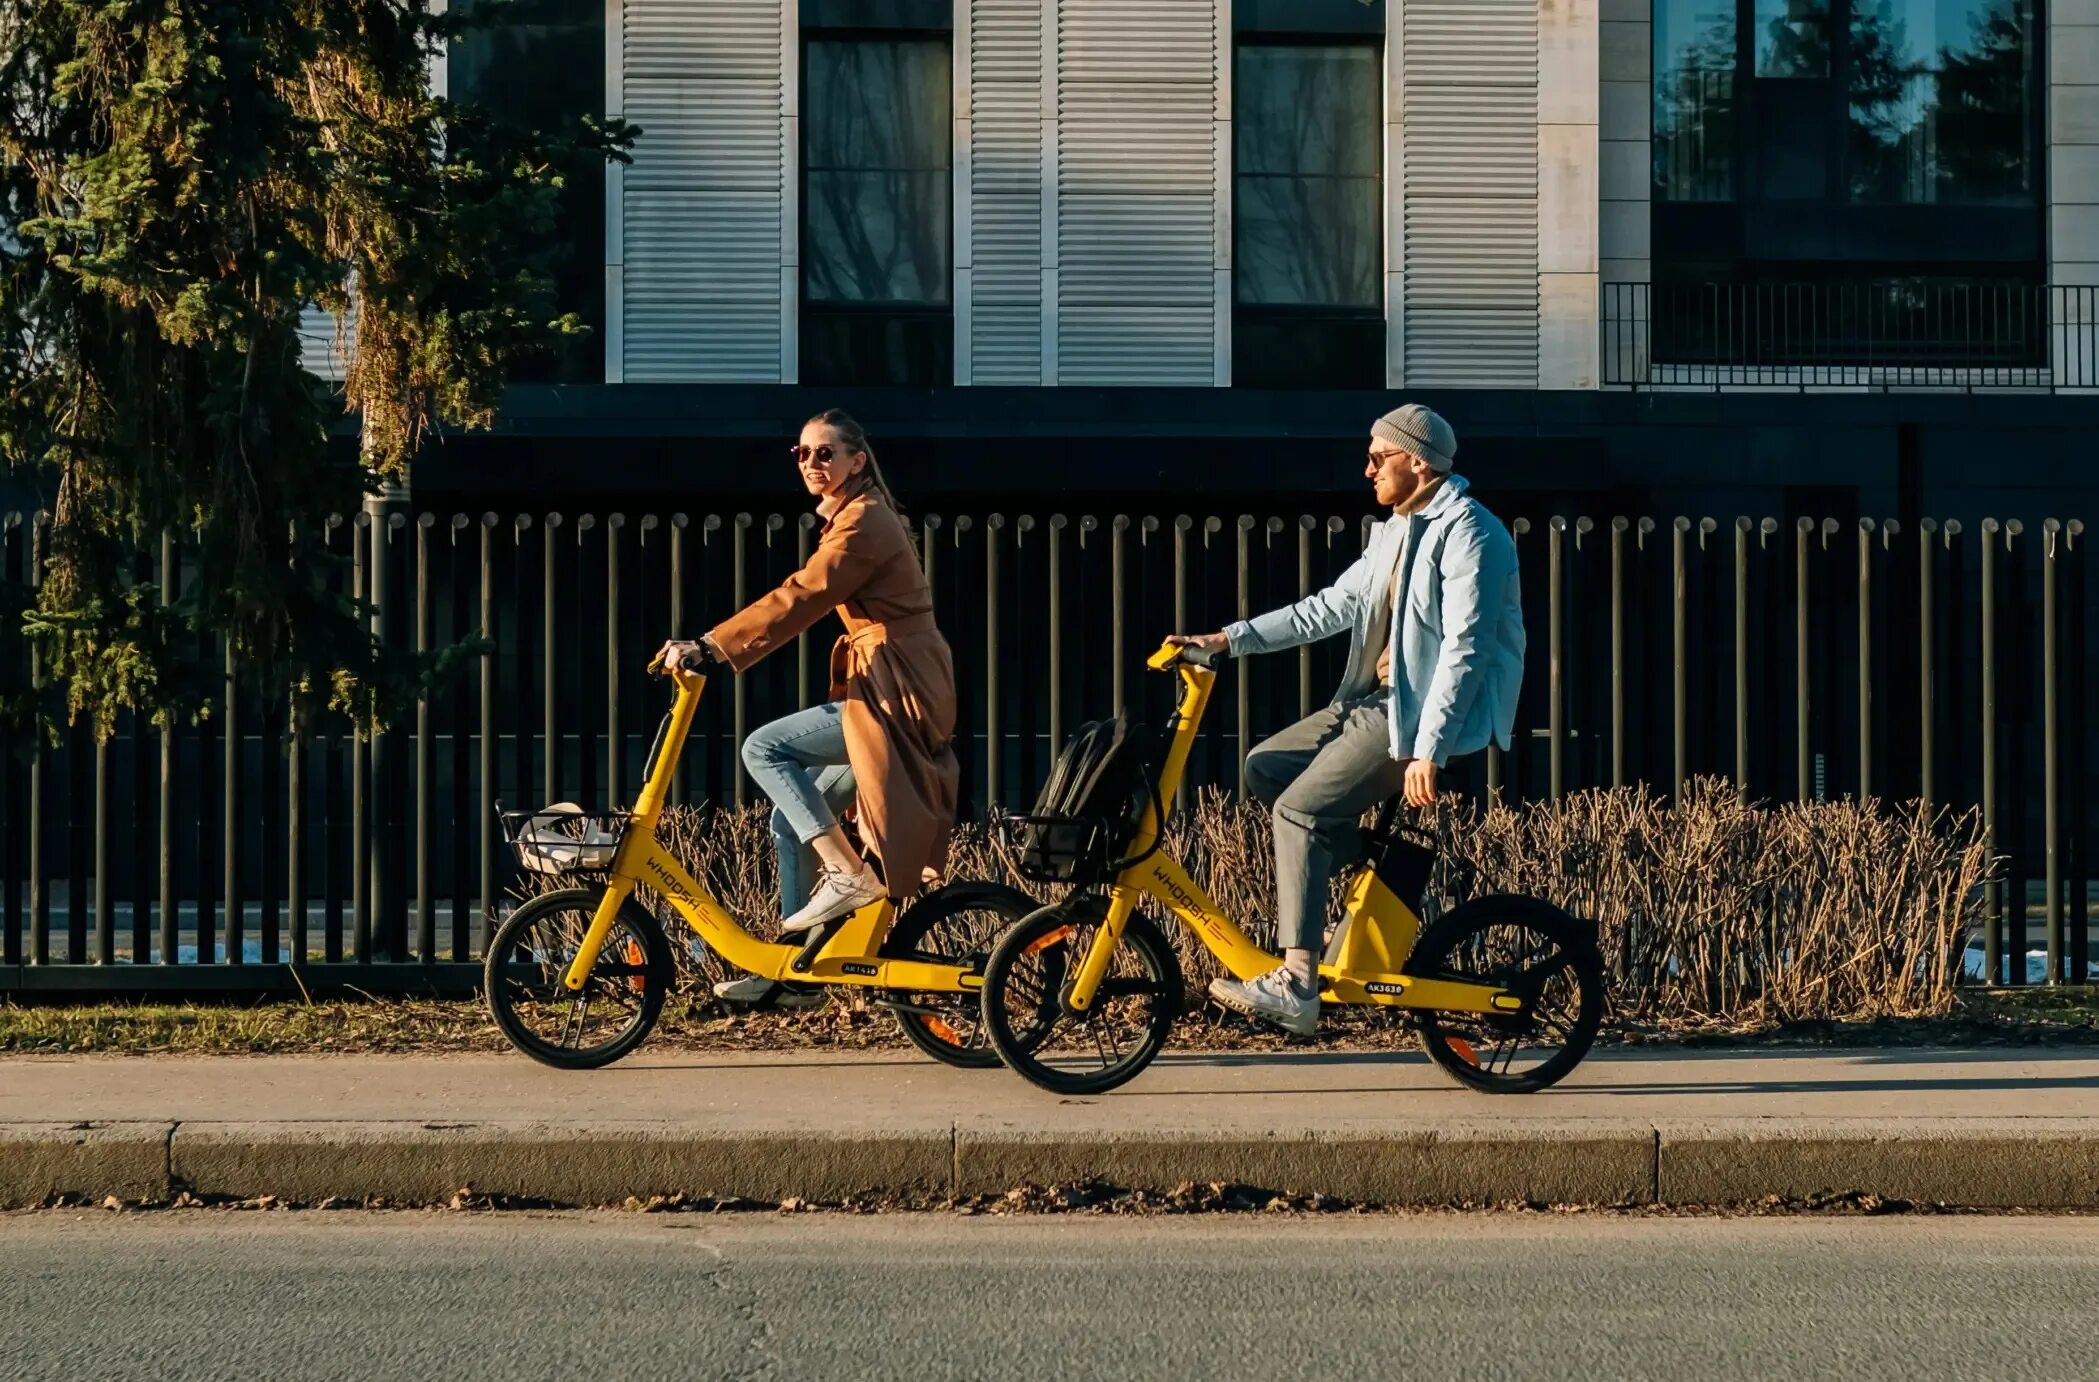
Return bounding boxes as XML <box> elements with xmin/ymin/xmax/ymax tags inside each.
<box><xmin>1371</xmin><ymin>404</ymin><xmax>1456</xmax><ymax>472</ymax></box>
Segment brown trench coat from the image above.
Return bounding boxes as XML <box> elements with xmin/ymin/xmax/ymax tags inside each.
<box><xmin>706</xmin><ymin>489</ymin><xmax>960</xmax><ymax>893</ymax></box>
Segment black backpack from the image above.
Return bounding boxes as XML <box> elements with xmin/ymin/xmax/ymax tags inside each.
<box><xmin>1010</xmin><ymin>715</ymin><xmax>1156</xmax><ymax>882</ymax></box>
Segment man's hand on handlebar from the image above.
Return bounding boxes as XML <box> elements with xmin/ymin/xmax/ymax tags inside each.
<box><xmin>1164</xmin><ymin>632</ymin><xmax>1229</xmax><ymax>656</ymax></box>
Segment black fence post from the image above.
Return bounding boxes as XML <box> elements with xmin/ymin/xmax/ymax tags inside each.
<box><xmin>416</xmin><ymin>513</ymin><xmax>435</xmax><ymax>964</ymax></box>
<box><xmin>2045</xmin><ymin>519</ymin><xmax>2063</xmax><ymax>984</ymax></box>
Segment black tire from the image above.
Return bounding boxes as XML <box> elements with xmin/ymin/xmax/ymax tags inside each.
<box><xmin>484</xmin><ymin>888</ymin><xmax>672</xmax><ymax>1070</ymax></box>
<box><xmin>1407</xmin><ymin>894</ymin><xmax>1607</xmax><ymax>1094</ymax></box>
<box><xmin>880</xmin><ymin>881</ymin><xmax>1037</xmax><ymax>1068</ymax></box>
<box><xmin>979</xmin><ymin>897</ymin><xmax>1182</xmax><ymax>1096</ymax></box>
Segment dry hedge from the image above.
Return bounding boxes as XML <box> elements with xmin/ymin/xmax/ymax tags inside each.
<box><xmin>527</xmin><ymin>778</ymin><xmax>1988</xmax><ymax>1030</ymax></box>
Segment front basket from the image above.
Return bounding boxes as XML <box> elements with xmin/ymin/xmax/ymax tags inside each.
<box><xmin>998</xmin><ymin>811</ymin><xmax>1122</xmax><ymax>885</ymax></box>
<box><xmin>497</xmin><ymin>802</ymin><xmax>629</xmax><ymax>876</ymax></box>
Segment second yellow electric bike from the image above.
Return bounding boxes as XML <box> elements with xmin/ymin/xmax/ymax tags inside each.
<box><xmin>978</xmin><ymin>640</ymin><xmax>1607</xmax><ymax>1095</ymax></box>
<box><xmin>483</xmin><ymin>656</ymin><xmax>1032</xmax><ymax>1070</ymax></box>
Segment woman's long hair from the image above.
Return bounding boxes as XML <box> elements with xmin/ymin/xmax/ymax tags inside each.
<box><xmin>807</xmin><ymin>408</ymin><xmax>905</xmax><ymax>520</ymax></box>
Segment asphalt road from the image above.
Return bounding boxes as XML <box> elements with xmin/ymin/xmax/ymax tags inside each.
<box><xmin>4</xmin><ymin>1212</ymin><xmax>2097</xmax><ymax>1381</ymax></box>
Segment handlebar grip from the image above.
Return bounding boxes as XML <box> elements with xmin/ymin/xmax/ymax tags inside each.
<box><xmin>1147</xmin><ymin>639</ymin><xmax>1227</xmax><ymax>672</ymax></box>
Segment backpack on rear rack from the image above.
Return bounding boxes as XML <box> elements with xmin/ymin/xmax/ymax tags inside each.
<box><xmin>1003</xmin><ymin>715</ymin><xmax>1159</xmax><ymax>884</ymax></box>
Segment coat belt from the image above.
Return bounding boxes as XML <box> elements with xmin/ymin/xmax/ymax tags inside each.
<box><xmin>845</xmin><ymin>611</ymin><xmax>938</xmax><ymax>649</ymax></box>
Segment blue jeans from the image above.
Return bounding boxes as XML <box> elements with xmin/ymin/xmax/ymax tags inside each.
<box><xmin>740</xmin><ymin>703</ymin><xmax>857</xmax><ymax>915</ymax></box>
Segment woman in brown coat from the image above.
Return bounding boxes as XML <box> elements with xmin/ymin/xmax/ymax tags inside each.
<box><xmin>656</xmin><ymin>410</ymin><xmax>959</xmax><ymax>1005</ymax></box>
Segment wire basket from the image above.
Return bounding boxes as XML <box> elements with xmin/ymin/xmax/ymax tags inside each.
<box><xmin>497</xmin><ymin>802</ymin><xmax>631</xmax><ymax>876</ymax></box>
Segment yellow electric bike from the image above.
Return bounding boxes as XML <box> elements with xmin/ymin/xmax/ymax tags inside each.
<box><xmin>978</xmin><ymin>640</ymin><xmax>1607</xmax><ymax>1096</ymax></box>
<box><xmin>483</xmin><ymin>655</ymin><xmax>1032</xmax><ymax>1070</ymax></box>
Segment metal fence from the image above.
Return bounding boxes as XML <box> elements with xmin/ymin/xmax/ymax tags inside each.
<box><xmin>1</xmin><ymin>506</ymin><xmax>2092</xmax><ymax>993</ymax></box>
<box><xmin>1603</xmin><ymin>282</ymin><xmax>2099</xmax><ymax>390</ymax></box>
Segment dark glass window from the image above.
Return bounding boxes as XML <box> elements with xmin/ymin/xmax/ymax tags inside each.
<box><xmin>1846</xmin><ymin>0</ymin><xmax>2037</xmax><ymax>205</ymax></box>
<box><xmin>449</xmin><ymin>0</ymin><xmax>607</xmax><ymax>383</ymax></box>
<box><xmin>801</xmin><ymin>32</ymin><xmax>953</xmax><ymax>386</ymax></box>
<box><xmin>1649</xmin><ymin>0</ymin><xmax>2043</xmax><ymax>371</ymax></box>
<box><xmin>1652</xmin><ymin>0</ymin><xmax>2041</xmax><ymax>288</ymax></box>
<box><xmin>1655</xmin><ymin>0</ymin><xmax>2038</xmax><ymax>209</ymax></box>
<box><xmin>1234</xmin><ymin>40</ymin><xmax>1384</xmax><ymax>389</ymax></box>
<box><xmin>1654</xmin><ymin>1</ymin><xmax>1738</xmax><ymax>202</ymax></box>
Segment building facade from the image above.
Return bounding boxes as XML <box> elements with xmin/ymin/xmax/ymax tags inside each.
<box><xmin>333</xmin><ymin>0</ymin><xmax>2097</xmax><ymax>524</ymax></box>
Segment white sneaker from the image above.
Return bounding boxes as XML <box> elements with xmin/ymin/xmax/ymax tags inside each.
<box><xmin>1209</xmin><ymin>966</ymin><xmax>1320</xmax><ymax>1037</ymax></box>
<box><xmin>712</xmin><ymin>974</ymin><xmax>827</xmax><ymax>1010</ymax></box>
<box><xmin>779</xmin><ymin>865</ymin><xmax>886</xmax><ymax>935</ymax></box>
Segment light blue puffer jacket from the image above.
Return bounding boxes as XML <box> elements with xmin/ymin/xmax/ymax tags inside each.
<box><xmin>1222</xmin><ymin>475</ymin><xmax>1525</xmax><ymax>767</ymax></box>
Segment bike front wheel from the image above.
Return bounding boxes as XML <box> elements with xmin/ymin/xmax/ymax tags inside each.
<box><xmin>484</xmin><ymin>887</ymin><xmax>672</xmax><ymax>1070</ymax></box>
<box><xmin>979</xmin><ymin>898</ymin><xmax>1182</xmax><ymax>1096</ymax></box>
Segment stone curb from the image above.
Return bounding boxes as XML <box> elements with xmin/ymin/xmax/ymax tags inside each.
<box><xmin>7</xmin><ymin>1118</ymin><xmax>2099</xmax><ymax>1209</ymax></box>
<box><xmin>0</xmin><ymin>1122</ymin><xmax>173</xmax><ymax>1206</ymax></box>
<box><xmin>1656</xmin><ymin>1118</ymin><xmax>2099</xmax><ymax>1208</ymax></box>
<box><xmin>170</xmin><ymin>1123</ymin><xmax>953</xmax><ymax>1207</ymax></box>
<box><xmin>954</xmin><ymin>1119</ymin><xmax>1658</xmax><ymax>1205</ymax></box>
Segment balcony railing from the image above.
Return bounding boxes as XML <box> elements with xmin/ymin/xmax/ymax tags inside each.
<box><xmin>1603</xmin><ymin>282</ymin><xmax>2099</xmax><ymax>391</ymax></box>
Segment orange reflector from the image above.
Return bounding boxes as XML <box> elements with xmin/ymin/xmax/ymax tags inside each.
<box><xmin>1024</xmin><ymin>925</ymin><xmax>1076</xmax><ymax>957</ymax></box>
<box><xmin>622</xmin><ymin>938</ymin><xmax>647</xmax><ymax>993</ymax></box>
<box><xmin>1448</xmin><ymin>1038</ymin><xmax>1480</xmax><ymax>1067</ymax></box>
<box><xmin>925</xmin><ymin>1017</ymin><xmax>962</xmax><ymax>1044</ymax></box>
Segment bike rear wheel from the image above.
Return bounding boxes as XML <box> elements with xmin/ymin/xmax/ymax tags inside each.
<box><xmin>484</xmin><ymin>888</ymin><xmax>671</xmax><ymax>1070</ymax></box>
<box><xmin>880</xmin><ymin>881</ymin><xmax>1036</xmax><ymax>1068</ymax></box>
<box><xmin>980</xmin><ymin>898</ymin><xmax>1182</xmax><ymax>1096</ymax></box>
<box><xmin>1409</xmin><ymin>895</ymin><xmax>1606</xmax><ymax>1094</ymax></box>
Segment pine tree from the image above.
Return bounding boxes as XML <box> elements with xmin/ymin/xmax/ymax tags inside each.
<box><xmin>0</xmin><ymin>1</ymin><xmax>631</xmax><ymax>741</ymax></box>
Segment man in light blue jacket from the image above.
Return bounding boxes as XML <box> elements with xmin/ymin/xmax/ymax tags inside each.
<box><xmin>1167</xmin><ymin>404</ymin><xmax>1525</xmax><ymax>1035</ymax></box>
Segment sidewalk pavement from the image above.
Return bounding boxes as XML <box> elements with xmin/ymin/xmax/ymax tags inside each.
<box><xmin>5</xmin><ymin>1047</ymin><xmax>2098</xmax><ymax>1209</ymax></box>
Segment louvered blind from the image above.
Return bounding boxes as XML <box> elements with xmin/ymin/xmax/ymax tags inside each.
<box><xmin>1055</xmin><ymin>0</ymin><xmax>1219</xmax><ymax>386</ymax></box>
<box><xmin>967</xmin><ymin>0</ymin><xmax>1046</xmax><ymax>384</ymax></box>
<box><xmin>1399</xmin><ymin>0</ymin><xmax>1539</xmax><ymax>387</ymax></box>
<box><xmin>298</xmin><ymin>305</ymin><xmax>348</xmax><ymax>384</ymax></box>
<box><xmin>620</xmin><ymin>0</ymin><xmax>787</xmax><ymax>382</ymax></box>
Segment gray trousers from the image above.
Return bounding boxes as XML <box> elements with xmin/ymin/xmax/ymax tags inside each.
<box><xmin>1243</xmin><ymin>698</ymin><xmax>1411</xmax><ymax>954</ymax></box>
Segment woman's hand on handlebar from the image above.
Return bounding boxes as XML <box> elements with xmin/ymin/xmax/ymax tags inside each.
<box><xmin>653</xmin><ymin>638</ymin><xmax>720</xmax><ymax>674</ymax></box>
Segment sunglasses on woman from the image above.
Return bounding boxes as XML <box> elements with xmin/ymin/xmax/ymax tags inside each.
<box><xmin>789</xmin><ymin>444</ymin><xmax>857</xmax><ymax>466</ymax></box>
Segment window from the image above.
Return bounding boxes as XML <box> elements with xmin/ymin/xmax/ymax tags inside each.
<box><xmin>1655</xmin><ymin>0</ymin><xmax>2038</xmax><ymax>210</ymax></box>
<box><xmin>1653</xmin><ymin>0</ymin><xmax>2040</xmax><ymax>273</ymax></box>
<box><xmin>1654</xmin><ymin>1</ymin><xmax>1738</xmax><ymax>203</ymax></box>
<box><xmin>448</xmin><ymin>0</ymin><xmax>607</xmax><ymax>383</ymax></box>
<box><xmin>1846</xmin><ymin>0</ymin><xmax>2037</xmax><ymax>206</ymax></box>
<box><xmin>801</xmin><ymin>4</ymin><xmax>953</xmax><ymax>387</ymax></box>
<box><xmin>1233</xmin><ymin>17</ymin><xmax>1384</xmax><ymax>389</ymax></box>
<box><xmin>1649</xmin><ymin>0</ymin><xmax>2044</xmax><ymax>372</ymax></box>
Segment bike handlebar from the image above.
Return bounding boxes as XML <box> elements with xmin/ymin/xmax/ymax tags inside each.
<box><xmin>648</xmin><ymin>645</ymin><xmax>721</xmax><ymax>678</ymax></box>
<box><xmin>1148</xmin><ymin>639</ymin><xmax>1227</xmax><ymax>672</ymax></box>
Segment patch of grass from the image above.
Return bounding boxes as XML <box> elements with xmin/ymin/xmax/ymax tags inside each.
<box><xmin>0</xmin><ymin>994</ymin><xmax>932</xmax><ymax>1057</ymax></box>
<box><xmin>9</xmin><ymin>985</ymin><xmax>2099</xmax><ymax>1058</ymax></box>
<box><xmin>0</xmin><ymin>998</ymin><xmax>513</xmax><ymax>1055</ymax></box>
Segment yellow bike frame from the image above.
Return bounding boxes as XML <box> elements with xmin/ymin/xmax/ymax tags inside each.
<box><xmin>1062</xmin><ymin>643</ymin><xmax>1521</xmax><ymax>1019</ymax></box>
<box><xmin>557</xmin><ymin>663</ymin><xmax>980</xmax><ymax>996</ymax></box>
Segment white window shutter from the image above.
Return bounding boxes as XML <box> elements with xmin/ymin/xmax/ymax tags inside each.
<box><xmin>1399</xmin><ymin>0</ymin><xmax>1540</xmax><ymax>387</ymax></box>
<box><xmin>966</xmin><ymin>0</ymin><xmax>1048</xmax><ymax>385</ymax></box>
<box><xmin>619</xmin><ymin>0</ymin><xmax>791</xmax><ymax>383</ymax></box>
<box><xmin>1053</xmin><ymin>0</ymin><xmax>1220</xmax><ymax>386</ymax></box>
<box><xmin>298</xmin><ymin>305</ymin><xmax>349</xmax><ymax>384</ymax></box>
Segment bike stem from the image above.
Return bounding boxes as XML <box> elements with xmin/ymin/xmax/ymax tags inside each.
<box><xmin>1066</xmin><ymin>649</ymin><xmax>1215</xmax><ymax>1013</ymax></box>
<box><xmin>562</xmin><ymin>665</ymin><xmax>705</xmax><ymax>992</ymax></box>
